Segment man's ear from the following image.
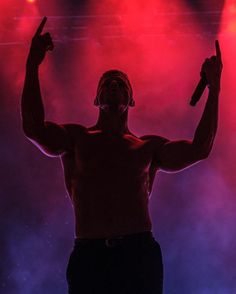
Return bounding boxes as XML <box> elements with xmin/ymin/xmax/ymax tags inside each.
<box><xmin>94</xmin><ymin>96</ymin><xmax>99</xmax><ymax>106</ymax></box>
<box><xmin>129</xmin><ymin>98</ymin><xmax>135</xmax><ymax>107</ymax></box>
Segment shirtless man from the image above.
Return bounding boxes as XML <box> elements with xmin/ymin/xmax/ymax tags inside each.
<box><xmin>21</xmin><ymin>17</ymin><xmax>222</xmax><ymax>294</ymax></box>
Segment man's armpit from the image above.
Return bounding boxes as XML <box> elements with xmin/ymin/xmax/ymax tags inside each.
<box><xmin>140</xmin><ymin>135</ymin><xmax>169</xmax><ymax>167</ymax></box>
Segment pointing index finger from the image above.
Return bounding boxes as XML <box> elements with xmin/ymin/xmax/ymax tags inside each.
<box><xmin>215</xmin><ymin>40</ymin><xmax>221</xmax><ymax>61</ymax></box>
<box><xmin>34</xmin><ymin>17</ymin><xmax>47</xmax><ymax>38</ymax></box>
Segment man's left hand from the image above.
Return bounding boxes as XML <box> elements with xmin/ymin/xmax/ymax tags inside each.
<box><xmin>201</xmin><ymin>40</ymin><xmax>223</xmax><ymax>90</ymax></box>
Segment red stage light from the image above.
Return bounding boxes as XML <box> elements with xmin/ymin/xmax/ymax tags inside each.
<box><xmin>27</xmin><ymin>0</ymin><xmax>36</xmax><ymax>3</ymax></box>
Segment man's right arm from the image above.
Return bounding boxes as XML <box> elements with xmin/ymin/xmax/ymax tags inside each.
<box><xmin>21</xmin><ymin>17</ymin><xmax>72</xmax><ymax>157</ymax></box>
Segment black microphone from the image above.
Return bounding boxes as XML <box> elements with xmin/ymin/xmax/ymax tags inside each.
<box><xmin>190</xmin><ymin>73</ymin><xmax>208</xmax><ymax>106</ymax></box>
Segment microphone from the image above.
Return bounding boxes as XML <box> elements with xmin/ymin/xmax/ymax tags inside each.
<box><xmin>190</xmin><ymin>73</ymin><xmax>208</xmax><ymax>106</ymax></box>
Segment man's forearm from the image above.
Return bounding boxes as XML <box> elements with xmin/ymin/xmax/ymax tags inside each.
<box><xmin>192</xmin><ymin>85</ymin><xmax>219</xmax><ymax>157</ymax></box>
<box><xmin>21</xmin><ymin>65</ymin><xmax>45</xmax><ymax>135</ymax></box>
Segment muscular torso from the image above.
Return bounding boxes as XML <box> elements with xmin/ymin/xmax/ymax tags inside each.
<box><xmin>61</xmin><ymin>126</ymin><xmax>161</xmax><ymax>238</ymax></box>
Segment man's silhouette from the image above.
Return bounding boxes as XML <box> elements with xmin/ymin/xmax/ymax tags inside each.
<box><xmin>21</xmin><ymin>17</ymin><xmax>222</xmax><ymax>294</ymax></box>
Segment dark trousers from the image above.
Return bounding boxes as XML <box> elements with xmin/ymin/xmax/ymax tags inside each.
<box><xmin>66</xmin><ymin>231</ymin><xmax>163</xmax><ymax>294</ymax></box>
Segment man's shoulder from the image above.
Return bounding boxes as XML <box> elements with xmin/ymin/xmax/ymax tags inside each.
<box><xmin>61</xmin><ymin>123</ymin><xmax>89</xmax><ymax>142</ymax></box>
<box><xmin>62</xmin><ymin>123</ymin><xmax>87</xmax><ymax>134</ymax></box>
<box><xmin>139</xmin><ymin>134</ymin><xmax>169</xmax><ymax>146</ymax></box>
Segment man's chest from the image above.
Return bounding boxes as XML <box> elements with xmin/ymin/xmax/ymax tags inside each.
<box><xmin>73</xmin><ymin>133</ymin><xmax>153</xmax><ymax>176</ymax></box>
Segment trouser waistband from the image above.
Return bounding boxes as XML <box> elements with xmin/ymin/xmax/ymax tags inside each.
<box><xmin>74</xmin><ymin>231</ymin><xmax>154</xmax><ymax>248</ymax></box>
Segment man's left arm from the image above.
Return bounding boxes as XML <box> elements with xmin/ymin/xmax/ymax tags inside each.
<box><xmin>157</xmin><ymin>40</ymin><xmax>223</xmax><ymax>172</ymax></box>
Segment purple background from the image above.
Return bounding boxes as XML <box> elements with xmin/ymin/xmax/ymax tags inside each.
<box><xmin>1</xmin><ymin>0</ymin><xmax>236</xmax><ymax>293</ymax></box>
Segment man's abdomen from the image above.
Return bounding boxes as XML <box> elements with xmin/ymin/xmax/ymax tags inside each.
<box><xmin>72</xmin><ymin>186</ymin><xmax>152</xmax><ymax>239</ymax></box>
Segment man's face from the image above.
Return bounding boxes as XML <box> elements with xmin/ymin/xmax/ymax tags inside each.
<box><xmin>97</xmin><ymin>74</ymin><xmax>132</xmax><ymax>114</ymax></box>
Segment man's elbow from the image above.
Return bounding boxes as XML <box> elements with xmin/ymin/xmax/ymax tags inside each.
<box><xmin>22</xmin><ymin>121</ymin><xmax>43</xmax><ymax>140</ymax></box>
<box><xmin>192</xmin><ymin>140</ymin><xmax>214</xmax><ymax>161</ymax></box>
<box><xmin>196</xmin><ymin>148</ymin><xmax>212</xmax><ymax>161</ymax></box>
<box><xmin>22</xmin><ymin>124</ymin><xmax>33</xmax><ymax>139</ymax></box>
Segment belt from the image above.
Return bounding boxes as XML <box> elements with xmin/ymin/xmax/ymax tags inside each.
<box><xmin>75</xmin><ymin>231</ymin><xmax>154</xmax><ymax>248</ymax></box>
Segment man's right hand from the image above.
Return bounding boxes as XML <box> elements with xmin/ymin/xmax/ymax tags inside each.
<box><xmin>27</xmin><ymin>17</ymin><xmax>54</xmax><ymax>68</ymax></box>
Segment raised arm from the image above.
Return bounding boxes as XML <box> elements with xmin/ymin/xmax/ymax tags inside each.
<box><xmin>21</xmin><ymin>17</ymin><xmax>72</xmax><ymax>157</ymax></box>
<box><xmin>155</xmin><ymin>40</ymin><xmax>223</xmax><ymax>172</ymax></box>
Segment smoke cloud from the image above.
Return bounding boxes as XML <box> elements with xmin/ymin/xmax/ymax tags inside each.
<box><xmin>1</xmin><ymin>0</ymin><xmax>235</xmax><ymax>293</ymax></box>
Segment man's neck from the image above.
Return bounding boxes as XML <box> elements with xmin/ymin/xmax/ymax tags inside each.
<box><xmin>95</xmin><ymin>109</ymin><xmax>130</xmax><ymax>136</ymax></box>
